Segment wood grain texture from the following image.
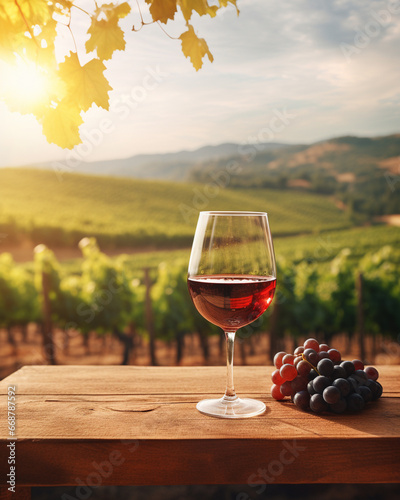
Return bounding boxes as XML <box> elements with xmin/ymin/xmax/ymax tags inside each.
<box><xmin>0</xmin><ymin>365</ymin><xmax>398</xmax><ymax>396</ymax></box>
<box><xmin>0</xmin><ymin>366</ymin><xmax>399</xmax><ymax>486</ymax></box>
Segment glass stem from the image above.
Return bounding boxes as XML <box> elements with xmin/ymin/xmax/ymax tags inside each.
<box><xmin>223</xmin><ymin>330</ymin><xmax>237</xmax><ymax>401</ymax></box>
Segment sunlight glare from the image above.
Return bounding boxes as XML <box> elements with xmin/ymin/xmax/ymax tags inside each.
<box><xmin>1</xmin><ymin>60</ymin><xmax>49</xmax><ymax>112</ymax></box>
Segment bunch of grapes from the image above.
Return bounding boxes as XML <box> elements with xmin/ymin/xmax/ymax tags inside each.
<box><xmin>271</xmin><ymin>338</ymin><xmax>382</xmax><ymax>413</ymax></box>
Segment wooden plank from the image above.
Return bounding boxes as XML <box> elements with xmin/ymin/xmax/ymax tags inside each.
<box><xmin>0</xmin><ymin>366</ymin><xmax>269</xmax><ymax>395</ymax></box>
<box><xmin>0</xmin><ymin>395</ymin><xmax>398</xmax><ymax>440</ymax></box>
<box><xmin>0</xmin><ymin>365</ymin><xmax>398</xmax><ymax>396</ymax></box>
<box><xmin>0</xmin><ymin>438</ymin><xmax>399</xmax><ymax>486</ymax></box>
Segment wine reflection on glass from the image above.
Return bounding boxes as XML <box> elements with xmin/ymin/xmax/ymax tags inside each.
<box><xmin>187</xmin><ymin>211</ymin><xmax>277</xmax><ymax>418</ymax></box>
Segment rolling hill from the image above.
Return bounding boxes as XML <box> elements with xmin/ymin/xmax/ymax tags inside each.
<box><xmin>0</xmin><ymin>168</ymin><xmax>351</xmax><ymax>251</ymax></box>
<box><xmin>188</xmin><ymin>134</ymin><xmax>400</xmax><ymax>218</ymax></box>
<box><xmin>189</xmin><ymin>134</ymin><xmax>400</xmax><ymax>185</ymax></box>
<box><xmin>25</xmin><ymin>142</ymin><xmax>290</xmax><ymax>181</ymax></box>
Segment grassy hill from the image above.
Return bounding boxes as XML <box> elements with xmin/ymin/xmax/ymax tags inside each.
<box><xmin>0</xmin><ymin>168</ymin><xmax>352</xmax><ymax>250</ymax></box>
<box><xmin>189</xmin><ymin>134</ymin><xmax>400</xmax><ymax>219</ymax></box>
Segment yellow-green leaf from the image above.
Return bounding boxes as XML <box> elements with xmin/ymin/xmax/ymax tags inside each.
<box><xmin>86</xmin><ymin>17</ymin><xmax>126</xmax><ymax>61</ymax></box>
<box><xmin>58</xmin><ymin>53</ymin><xmax>112</xmax><ymax>112</ymax></box>
<box><xmin>146</xmin><ymin>0</ymin><xmax>177</xmax><ymax>24</ymax></box>
<box><xmin>113</xmin><ymin>2</ymin><xmax>131</xmax><ymax>18</ymax></box>
<box><xmin>37</xmin><ymin>17</ymin><xmax>57</xmax><ymax>50</ymax></box>
<box><xmin>0</xmin><ymin>15</ymin><xmax>19</xmax><ymax>63</ymax></box>
<box><xmin>1</xmin><ymin>0</ymin><xmax>53</xmax><ymax>27</ymax></box>
<box><xmin>178</xmin><ymin>0</ymin><xmax>218</xmax><ymax>22</ymax></box>
<box><xmin>95</xmin><ymin>2</ymin><xmax>131</xmax><ymax>20</ymax></box>
<box><xmin>54</xmin><ymin>1</ymin><xmax>73</xmax><ymax>16</ymax></box>
<box><xmin>219</xmin><ymin>0</ymin><xmax>239</xmax><ymax>15</ymax></box>
<box><xmin>41</xmin><ymin>101</ymin><xmax>83</xmax><ymax>149</ymax></box>
<box><xmin>179</xmin><ymin>24</ymin><xmax>213</xmax><ymax>71</ymax></box>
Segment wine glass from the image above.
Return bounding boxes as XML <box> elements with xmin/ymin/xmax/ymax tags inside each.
<box><xmin>187</xmin><ymin>211</ymin><xmax>277</xmax><ymax>418</ymax></box>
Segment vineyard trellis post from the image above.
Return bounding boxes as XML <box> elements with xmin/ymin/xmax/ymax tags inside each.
<box><xmin>144</xmin><ymin>267</ymin><xmax>157</xmax><ymax>366</ymax></box>
<box><xmin>41</xmin><ymin>270</ymin><xmax>56</xmax><ymax>365</ymax></box>
<box><xmin>6</xmin><ymin>326</ymin><xmax>16</xmax><ymax>349</ymax></box>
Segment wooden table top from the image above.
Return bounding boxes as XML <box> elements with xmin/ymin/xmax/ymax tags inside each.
<box><xmin>0</xmin><ymin>365</ymin><xmax>399</xmax><ymax>487</ymax></box>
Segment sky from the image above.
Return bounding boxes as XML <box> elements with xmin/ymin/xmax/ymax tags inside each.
<box><xmin>0</xmin><ymin>0</ymin><xmax>399</xmax><ymax>167</ymax></box>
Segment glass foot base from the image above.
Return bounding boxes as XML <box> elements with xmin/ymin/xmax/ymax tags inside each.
<box><xmin>196</xmin><ymin>397</ymin><xmax>266</xmax><ymax>419</ymax></box>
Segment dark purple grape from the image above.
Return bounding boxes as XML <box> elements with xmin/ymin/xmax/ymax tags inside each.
<box><xmin>375</xmin><ymin>381</ymin><xmax>383</xmax><ymax>399</ymax></box>
<box><xmin>364</xmin><ymin>379</ymin><xmax>382</xmax><ymax>400</ymax></box>
<box><xmin>293</xmin><ymin>390</ymin><xmax>310</xmax><ymax>411</ymax></box>
<box><xmin>307</xmin><ymin>380</ymin><xmax>317</xmax><ymax>395</ymax></box>
<box><xmin>340</xmin><ymin>360</ymin><xmax>355</xmax><ymax>377</ymax></box>
<box><xmin>323</xmin><ymin>386</ymin><xmax>341</xmax><ymax>405</ymax></box>
<box><xmin>347</xmin><ymin>376</ymin><xmax>360</xmax><ymax>394</ymax></box>
<box><xmin>317</xmin><ymin>358</ymin><xmax>334</xmax><ymax>377</ymax></box>
<box><xmin>347</xmin><ymin>393</ymin><xmax>365</xmax><ymax>412</ymax></box>
<box><xmin>332</xmin><ymin>365</ymin><xmax>347</xmax><ymax>380</ymax></box>
<box><xmin>359</xmin><ymin>386</ymin><xmax>372</xmax><ymax>403</ymax></box>
<box><xmin>308</xmin><ymin>369</ymin><xmax>318</xmax><ymax>380</ymax></box>
<box><xmin>367</xmin><ymin>380</ymin><xmax>383</xmax><ymax>400</ymax></box>
<box><xmin>291</xmin><ymin>376</ymin><xmax>308</xmax><ymax>393</ymax></box>
<box><xmin>330</xmin><ymin>398</ymin><xmax>347</xmax><ymax>414</ymax></box>
<box><xmin>313</xmin><ymin>375</ymin><xmax>331</xmax><ymax>394</ymax></box>
<box><xmin>353</xmin><ymin>369</ymin><xmax>368</xmax><ymax>384</ymax></box>
<box><xmin>332</xmin><ymin>378</ymin><xmax>351</xmax><ymax>397</ymax></box>
<box><xmin>303</xmin><ymin>348</ymin><xmax>318</xmax><ymax>366</ymax></box>
<box><xmin>310</xmin><ymin>393</ymin><xmax>328</xmax><ymax>413</ymax></box>
<box><xmin>318</xmin><ymin>351</ymin><xmax>329</xmax><ymax>361</ymax></box>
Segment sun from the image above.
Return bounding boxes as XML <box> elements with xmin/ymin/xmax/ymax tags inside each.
<box><xmin>0</xmin><ymin>59</ymin><xmax>51</xmax><ymax>114</ymax></box>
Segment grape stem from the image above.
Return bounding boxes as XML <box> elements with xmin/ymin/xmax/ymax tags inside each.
<box><xmin>301</xmin><ymin>353</ymin><xmax>320</xmax><ymax>375</ymax></box>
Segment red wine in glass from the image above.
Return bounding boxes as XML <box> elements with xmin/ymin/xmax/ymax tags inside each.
<box><xmin>188</xmin><ymin>274</ymin><xmax>276</xmax><ymax>330</ymax></box>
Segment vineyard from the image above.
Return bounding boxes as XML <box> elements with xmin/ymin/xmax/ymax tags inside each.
<box><xmin>1</xmin><ymin>168</ymin><xmax>399</xmax><ymax>379</ymax></box>
<box><xmin>29</xmin><ymin>223</ymin><xmax>397</xmax><ymax>275</ymax></box>
<box><xmin>0</xmin><ymin>168</ymin><xmax>351</xmax><ymax>249</ymax></box>
<box><xmin>121</xmin><ymin>224</ymin><xmax>400</xmax><ymax>273</ymax></box>
<box><xmin>1</xmin><ymin>232</ymin><xmax>399</xmax><ymax>379</ymax></box>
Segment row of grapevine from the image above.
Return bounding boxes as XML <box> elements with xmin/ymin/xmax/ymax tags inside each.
<box><xmin>1</xmin><ymin>239</ymin><xmax>399</xmax><ymax>365</ymax></box>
